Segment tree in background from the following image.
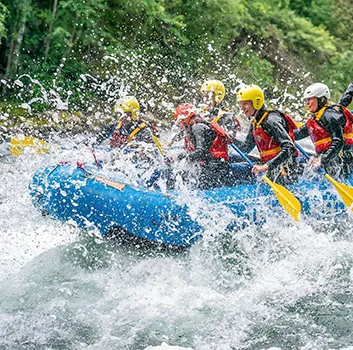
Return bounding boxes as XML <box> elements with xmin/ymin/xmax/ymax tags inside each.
<box><xmin>0</xmin><ymin>1</ymin><xmax>6</xmax><ymax>40</ymax></box>
<box><xmin>0</xmin><ymin>0</ymin><xmax>352</xmax><ymax>113</ymax></box>
<box><xmin>1</xmin><ymin>0</ymin><xmax>32</xmax><ymax>81</ymax></box>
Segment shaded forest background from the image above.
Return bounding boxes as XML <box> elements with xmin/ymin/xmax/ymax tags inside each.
<box><xmin>0</xmin><ymin>0</ymin><xmax>352</xmax><ymax>129</ymax></box>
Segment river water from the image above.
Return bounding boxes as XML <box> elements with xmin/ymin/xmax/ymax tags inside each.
<box><xmin>1</xmin><ymin>143</ymin><xmax>353</xmax><ymax>350</ymax></box>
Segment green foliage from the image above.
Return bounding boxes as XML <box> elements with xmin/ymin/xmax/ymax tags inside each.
<box><xmin>106</xmin><ymin>0</ymin><xmax>187</xmax><ymax>52</ymax></box>
<box><xmin>0</xmin><ymin>0</ymin><xmax>352</xmax><ymax>115</ymax></box>
<box><xmin>0</xmin><ymin>2</ymin><xmax>6</xmax><ymax>40</ymax></box>
<box><xmin>330</xmin><ymin>0</ymin><xmax>353</xmax><ymax>50</ymax></box>
<box><xmin>234</xmin><ymin>47</ymin><xmax>275</xmax><ymax>87</ymax></box>
<box><xmin>276</xmin><ymin>15</ymin><xmax>336</xmax><ymax>62</ymax></box>
<box><xmin>318</xmin><ymin>51</ymin><xmax>353</xmax><ymax>93</ymax></box>
<box><xmin>289</xmin><ymin>0</ymin><xmax>335</xmax><ymax>28</ymax></box>
<box><xmin>182</xmin><ymin>0</ymin><xmax>248</xmax><ymax>45</ymax></box>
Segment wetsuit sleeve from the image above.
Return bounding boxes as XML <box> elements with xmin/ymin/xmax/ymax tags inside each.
<box><xmin>264</xmin><ymin>112</ymin><xmax>297</xmax><ymax>169</ymax></box>
<box><xmin>294</xmin><ymin>122</ymin><xmax>309</xmax><ymax>140</ymax></box>
<box><xmin>319</xmin><ymin>109</ymin><xmax>345</xmax><ymax>165</ymax></box>
<box><xmin>169</xmin><ymin>128</ymin><xmax>184</xmax><ymax>143</ymax></box>
<box><xmin>232</xmin><ymin>129</ymin><xmax>255</xmax><ymax>154</ymax></box>
<box><xmin>339</xmin><ymin>82</ymin><xmax>353</xmax><ymax>107</ymax></box>
<box><xmin>217</xmin><ymin>112</ymin><xmax>238</xmax><ymax>139</ymax></box>
<box><xmin>94</xmin><ymin>121</ymin><xmax>117</xmax><ymax>145</ymax></box>
<box><xmin>187</xmin><ymin>123</ymin><xmax>214</xmax><ymax>162</ymax></box>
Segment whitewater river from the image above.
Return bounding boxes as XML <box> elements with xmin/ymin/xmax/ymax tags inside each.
<box><xmin>1</xmin><ymin>142</ymin><xmax>353</xmax><ymax>350</ymax></box>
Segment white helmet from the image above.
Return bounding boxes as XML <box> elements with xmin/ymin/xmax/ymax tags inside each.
<box><xmin>304</xmin><ymin>83</ymin><xmax>330</xmax><ymax>99</ymax></box>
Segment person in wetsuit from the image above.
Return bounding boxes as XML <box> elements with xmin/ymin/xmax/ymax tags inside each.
<box><xmin>294</xmin><ymin>83</ymin><xmax>353</xmax><ymax>178</ymax></box>
<box><xmin>166</xmin><ymin>80</ymin><xmax>241</xmax><ymax>148</ymax></box>
<box><xmin>234</xmin><ymin>85</ymin><xmax>300</xmax><ymax>184</ymax></box>
<box><xmin>174</xmin><ymin>103</ymin><xmax>233</xmax><ymax>189</ymax></box>
<box><xmin>95</xmin><ymin>96</ymin><xmax>160</xmax><ymax>150</ymax></box>
<box><xmin>339</xmin><ymin>82</ymin><xmax>353</xmax><ymax>108</ymax></box>
<box><xmin>199</xmin><ymin>79</ymin><xmax>241</xmax><ymax>140</ymax></box>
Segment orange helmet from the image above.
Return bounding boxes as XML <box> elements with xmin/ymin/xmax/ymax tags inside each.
<box><xmin>174</xmin><ymin>103</ymin><xmax>197</xmax><ymax>125</ymax></box>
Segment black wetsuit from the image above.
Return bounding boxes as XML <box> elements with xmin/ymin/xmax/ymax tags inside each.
<box><xmin>147</xmin><ymin>119</ymin><xmax>230</xmax><ymax>190</ymax></box>
<box><xmin>234</xmin><ymin>107</ymin><xmax>300</xmax><ymax>184</ymax></box>
<box><xmin>94</xmin><ymin>119</ymin><xmax>157</xmax><ymax>146</ymax></box>
<box><xmin>168</xmin><ymin>106</ymin><xmax>239</xmax><ymax>146</ymax></box>
<box><xmin>340</xmin><ymin>82</ymin><xmax>353</xmax><ymax>108</ymax></box>
<box><xmin>184</xmin><ymin>120</ymin><xmax>230</xmax><ymax>189</ymax></box>
<box><xmin>294</xmin><ymin>106</ymin><xmax>353</xmax><ymax>177</ymax></box>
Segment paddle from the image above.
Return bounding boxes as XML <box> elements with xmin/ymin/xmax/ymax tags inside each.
<box><xmin>151</xmin><ymin>133</ymin><xmax>174</xmax><ymax>166</ymax></box>
<box><xmin>10</xmin><ymin>135</ymin><xmax>102</xmax><ymax>168</ymax></box>
<box><xmin>10</xmin><ymin>135</ymin><xmax>50</xmax><ymax>156</ymax></box>
<box><xmin>295</xmin><ymin>142</ymin><xmax>353</xmax><ymax>210</ymax></box>
<box><xmin>230</xmin><ymin>143</ymin><xmax>301</xmax><ymax>221</ymax></box>
<box><xmin>151</xmin><ymin>134</ymin><xmax>166</xmax><ymax>157</ymax></box>
<box><xmin>10</xmin><ymin>133</ymin><xmax>164</xmax><ymax>156</ymax></box>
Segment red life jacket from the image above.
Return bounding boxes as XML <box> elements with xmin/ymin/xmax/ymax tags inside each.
<box><xmin>110</xmin><ymin>121</ymin><xmax>147</xmax><ymax>148</ymax></box>
<box><xmin>306</xmin><ymin>104</ymin><xmax>353</xmax><ymax>154</ymax></box>
<box><xmin>209</xmin><ymin>122</ymin><xmax>232</xmax><ymax>161</ymax></box>
<box><xmin>185</xmin><ymin>121</ymin><xmax>232</xmax><ymax>161</ymax></box>
<box><xmin>252</xmin><ymin>110</ymin><xmax>298</xmax><ymax>162</ymax></box>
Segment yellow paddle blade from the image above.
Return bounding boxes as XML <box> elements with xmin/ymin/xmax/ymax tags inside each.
<box><xmin>151</xmin><ymin>134</ymin><xmax>166</xmax><ymax>156</ymax></box>
<box><xmin>262</xmin><ymin>175</ymin><xmax>301</xmax><ymax>221</ymax></box>
<box><xmin>325</xmin><ymin>174</ymin><xmax>353</xmax><ymax>210</ymax></box>
<box><xmin>10</xmin><ymin>136</ymin><xmax>50</xmax><ymax>156</ymax></box>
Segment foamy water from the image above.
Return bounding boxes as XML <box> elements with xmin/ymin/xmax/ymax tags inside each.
<box><xmin>1</xmin><ymin>141</ymin><xmax>353</xmax><ymax>350</ymax></box>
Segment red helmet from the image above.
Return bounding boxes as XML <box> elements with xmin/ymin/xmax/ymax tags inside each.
<box><xmin>174</xmin><ymin>103</ymin><xmax>197</xmax><ymax>125</ymax></box>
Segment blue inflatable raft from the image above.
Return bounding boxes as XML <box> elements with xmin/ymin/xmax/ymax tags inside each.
<box><xmin>29</xmin><ymin>163</ymin><xmax>353</xmax><ymax>247</ymax></box>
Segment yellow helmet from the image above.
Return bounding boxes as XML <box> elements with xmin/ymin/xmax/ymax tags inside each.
<box><xmin>237</xmin><ymin>85</ymin><xmax>264</xmax><ymax>110</ymax></box>
<box><xmin>200</xmin><ymin>80</ymin><xmax>225</xmax><ymax>103</ymax></box>
<box><xmin>114</xmin><ymin>96</ymin><xmax>140</xmax><ymax>120</ymax></box>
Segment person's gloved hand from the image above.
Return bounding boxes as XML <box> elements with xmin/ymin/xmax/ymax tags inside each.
<box><xmin>252</xmin><ymin>163</ymin><xmax>269</xmax><ymax>176</ymax></box>
<box><xmin>309</xmin><ymin>156</ymin><xmax>321</xmax><ymax>169</ymax></box>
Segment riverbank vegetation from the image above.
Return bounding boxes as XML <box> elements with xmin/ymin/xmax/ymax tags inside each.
<box><xmin>0</xmin><ymin>0</ymin><xmax>352</xmax><ymax>129</ymax></box>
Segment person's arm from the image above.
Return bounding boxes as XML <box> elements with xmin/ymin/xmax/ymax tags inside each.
<box><xmin>339</xmin><ymin>82</ymin><xmax>353</xmax><ymax>107</ymax></box>
<box><xmin>232</xmin><ymin>128</ymin><xmax>255</xmax><ymax>154</ymax></box>
<box><xmin>216</xmin><ymin>112</ymin><xmax>240</xmax><ymax>138</ymax></box>
<box><xmin>187</xmin><ymin>123</ymin><xmax>214</xmax><ymax>162</ymax></box>
<box><xmin>167</xmin><ymin>128</ymin><xmax>184</xmax><ymax>146</ymax></box>
<box><xmin>294</xmin><ymin>122</ymin><xmax>309</xmax><ymax>140</ymax></box>
<box><xmin>319</xmin><ymin>110</ymin><xmax>345</xmax><ymax>165</ymax></box>
<box><xmin>264</xmin><ymin>112</ymin><xmax>296</xmax><ymax>170</ymax></box>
